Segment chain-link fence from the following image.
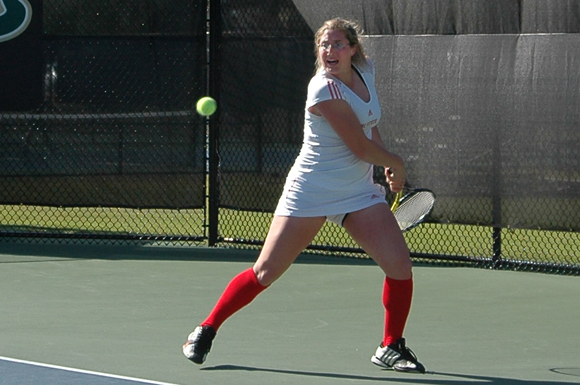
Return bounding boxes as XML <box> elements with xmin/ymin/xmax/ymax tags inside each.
<box><xmin>1</xmin><ymin>0</ymin><xmax>579</xmax><ymax>275</ymax></box>
<box><xmin>1</xmin><ymin>0</ymin><xmax>208</xmax><ymax>242</ymax></box>
<box><xmin>212</xmin><ymin>0</ymin><xmax>580</xmax><ymax>275</ymax></box>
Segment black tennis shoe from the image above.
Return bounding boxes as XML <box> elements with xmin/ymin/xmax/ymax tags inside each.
<box><xmin>371</xmin><ymin>338</ymin><xmax>425</xmax><ymax>373</ymax></box>
<box><xmin>182</xmin><ymin>325</ymin><xmax>217</xmax><ymax>364</ymax></box>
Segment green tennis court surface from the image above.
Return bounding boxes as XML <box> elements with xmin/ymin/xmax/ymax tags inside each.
<box><xmin>1</xmin><ymin>242</ymin><xmax>579</xmax><ymax>385</ymax></box>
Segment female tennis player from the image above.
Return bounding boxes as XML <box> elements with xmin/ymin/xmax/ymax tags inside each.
<box><xmin>183</xmin><ymin>17</ymin><xmax>425</xmax><ymax>373</ymax></box>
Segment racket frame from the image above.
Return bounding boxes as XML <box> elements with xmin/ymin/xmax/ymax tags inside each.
<box><xmin>389</xmin><ymin>188</ymin><xmax>436</xmax><ymax>232</ymax></box>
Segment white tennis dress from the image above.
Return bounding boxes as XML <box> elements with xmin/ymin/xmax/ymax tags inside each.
<box><xmin>274</xmin><ymin>59</ymin><xmax>386</xmax><ymax>224</ymax></box>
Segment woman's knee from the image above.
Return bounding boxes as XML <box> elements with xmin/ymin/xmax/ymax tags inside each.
<box><xmin>374</xmin><ymin>249</ymin><xmax>413</xmax><ymax>280</ymax></box>
<box><xmin>393</xmin><ymin>256</ymin><xmax>414</xmax><ymax>279</ymax></box>
<box><xmin>252</xmin><ymin>252</ymin><xmax>295</xmax><ymax>286</ymax></box>
<box><xmin>252</xmin><ymin>264</ymin><xmax>281</xmax><ymax>286</ymax></box>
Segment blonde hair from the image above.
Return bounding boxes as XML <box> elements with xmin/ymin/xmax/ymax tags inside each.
<box><xmin>314</xmin><ymin>18</ymin><xmax>368</xmax><ymax>73</ymax></box>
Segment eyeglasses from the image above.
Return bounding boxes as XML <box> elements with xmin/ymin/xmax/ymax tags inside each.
<box><xmin>318</xmin><ymin>41</ymin><xmax>350</xmax><ymax>51</ymax></box>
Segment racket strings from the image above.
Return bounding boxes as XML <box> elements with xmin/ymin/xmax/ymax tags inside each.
<box><xmin>393</xmin><ymin>191</ymin><xmax>435</xmax><ymax>231</ymax></box>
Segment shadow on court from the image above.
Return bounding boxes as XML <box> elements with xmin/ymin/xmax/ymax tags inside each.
<box><xmin>0</xmin><ymin>240</ymin><xmax>381</xmax><ymax>265</ymax></box>
<box><xmin>201</xmin><ymin>364</ymin><xmax>580</xmax><ymax>384</ymax></box>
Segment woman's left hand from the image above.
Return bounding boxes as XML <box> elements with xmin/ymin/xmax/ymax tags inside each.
<box><xmin>386</xmin><ymin>165</ymin><xmax>405</xmax><ymax>193</ymax></box>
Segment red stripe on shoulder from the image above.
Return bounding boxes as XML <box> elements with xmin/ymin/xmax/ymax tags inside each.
<box><xmin>326</xmin><ymin>80</ymin><xmax>343</xmax><ymax>100</ymax></box>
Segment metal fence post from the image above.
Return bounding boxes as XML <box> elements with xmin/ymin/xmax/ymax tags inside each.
<box><xmin>207</xmin><ymin>0</ymin><xmax>221</xmax><ymax>246</ymax></box>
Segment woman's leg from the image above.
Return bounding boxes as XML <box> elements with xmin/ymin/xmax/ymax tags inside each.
<box><xmin>184</xmin><ymin>215</ymin><xmax>325</xmax><ymax>364</ymax></box>
<box><xmin>344</xmin><ymin>203</ymin><xmax>413</xmax><ymax>343</ymax></box>
<box><xmin>343</xmin><ymin>203</ymin><xmax>424</xmax><ymax>373</ymax></box>
<box><xmin>203</xmin><ymin>215</ymin><xmax>326</xmax><ymax>329</ymax></box>
<box><xmin>253</xmin><ymin>215</ymin><xmax>326</xmax><ymax>286</ymax></box>
<box><xmin>343</xmin><ymin>203</ymin><xmax>412</xmax><ymax>280</ymax></box>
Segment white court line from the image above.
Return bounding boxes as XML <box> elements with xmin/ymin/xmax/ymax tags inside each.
<box><xmin>0</xmin><ymin>356</ymin><xmax>180</xmax><ymax>385</ymax></box>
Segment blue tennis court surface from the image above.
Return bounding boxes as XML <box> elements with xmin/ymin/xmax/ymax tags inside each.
<box><xmin>0</xmin><ymin>357</ymin><xmax>179</xmax><ymax>385</ymax></box>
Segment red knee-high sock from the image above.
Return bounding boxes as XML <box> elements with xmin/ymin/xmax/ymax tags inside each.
<box><xmin>201</xmin><ymin>268</ymin><xmax>268</xmax><ymax>331</ymax></box>
<box><xmin>382</xmin><ymin>276</ymin><xmax>413</xmax><ymax>346</ymax></box>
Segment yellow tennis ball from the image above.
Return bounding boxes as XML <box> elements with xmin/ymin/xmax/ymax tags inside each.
<box><xmin>196</xmin><ymin>96</ymin><xmax>217</xmax><ymax>116</ymax></box>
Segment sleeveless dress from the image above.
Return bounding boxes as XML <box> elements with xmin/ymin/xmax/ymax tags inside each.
<box><xmin>274</xmin><ymin>60</ymin><xmax>386</xmax><ymax>224</ymax></box>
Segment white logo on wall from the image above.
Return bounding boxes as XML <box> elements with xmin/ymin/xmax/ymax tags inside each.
<box><xmin>0</xmin><ymin>0</ymin><xmax>33</xmax><ymax>43</ymax></box>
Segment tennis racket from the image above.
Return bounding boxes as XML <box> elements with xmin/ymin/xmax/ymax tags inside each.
<box><xmin>390</xmin><ymin>187</ymin><xmax>436</xmax><ymax>232</ymax></box>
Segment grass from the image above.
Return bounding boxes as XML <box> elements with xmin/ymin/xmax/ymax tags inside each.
<box><xmin>0</xmin><ymin>205</ymin><xmax>206</xmax><ymax>239</ymax></box>
<box><xmin>1</xmin><ymin>205</ymin><xmax>579</xmax><ymax>269</ymax></box>
<box><xmin>217</xmin><ymin>208</ymin><xmax>580</xmax><ymax>265</ymax></box>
